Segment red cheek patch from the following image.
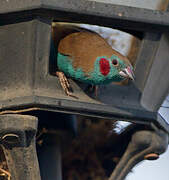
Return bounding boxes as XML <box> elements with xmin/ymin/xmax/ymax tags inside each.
<box><xmin>99</xmin><ymin>58</ymin><xmax>110</xmax><ymax>76</ymax></box>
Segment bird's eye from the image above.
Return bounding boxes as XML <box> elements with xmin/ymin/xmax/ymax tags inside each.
<box><xmin>112</xmin><ymin>59</ymin><xmax>118</xmax><ymax>66</ymax></box>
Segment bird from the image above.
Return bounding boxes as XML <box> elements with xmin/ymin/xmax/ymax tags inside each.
<box><xmin>52</xmin><ymin>25</ymin><xmax>134</xmax><ymax>97</ymax></box>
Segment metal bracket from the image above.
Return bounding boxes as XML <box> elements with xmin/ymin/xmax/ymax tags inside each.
<box><xmin>108</xmin><ymin>126</ymin><xmax>168</xmax><ymax>180</ymax></box>
<box><xmin>0</xmin><ymin>114</ymin><xmax>41</xmax><ymax>180</ymax></box>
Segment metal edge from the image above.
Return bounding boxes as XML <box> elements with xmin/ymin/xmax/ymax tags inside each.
<box><xmin>0</xmin><ymin>95</ymin><xmax>157</xmax><ymax>123</ymax></box>
<box><xmin>0</xmin><ymin>0</ymin><xmax>169</xmax><ymax>32</ymax></box>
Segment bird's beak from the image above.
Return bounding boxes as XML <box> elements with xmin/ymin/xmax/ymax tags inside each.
<box><xmin>119</xmin><ymin>66</ymin><xmax>135</xmax><ymax>80</ymax></box>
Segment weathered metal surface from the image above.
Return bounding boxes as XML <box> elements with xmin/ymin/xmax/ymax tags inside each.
<box><xmin>0</xmin><ymin>114</ymin><xmax>41</xmax><ymax>180</ymax></box>
<box><xmin>0</xmin><ymin>0</ymin><xmax>169</xmax><ymax>32</ymax></box>
<box><xmin>0</xmin><ymin>0</ymin><xmax>169</xmax><ymax>130</ymax></box>
<box><xmin>134</xmin><ymin>32</ymin><xmax>162</xmax><ymax>91</ymax></box>
<box><xmin>142</xmin><ymin>33</ymin><xmax>169</xmax><ymax>111</ymax></box>
<box><xmin>0</xmin><ymin>18</ymin><xmax>168</xmax><ymax>132</ymax></box>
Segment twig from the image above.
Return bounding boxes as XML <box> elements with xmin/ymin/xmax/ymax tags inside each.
<box><xmin>0</xmin><ymin>167</ymin><xmax>11</xmax><ymax>180</ymax></box>
<box><xmin>0</xmin><ymin>107</ymin><xmax>40</xmax><ymax>115</ymax></box>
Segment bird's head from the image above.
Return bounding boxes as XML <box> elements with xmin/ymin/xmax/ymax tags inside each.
<box><xmin>93</xmin><ymin>55</ymin><xmax>134</xmax><ymax>84</ymax></box>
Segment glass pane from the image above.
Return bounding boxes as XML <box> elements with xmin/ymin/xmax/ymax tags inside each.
<box><xmin>87</xmin><ymin>0</ymin><xmax>169</xmax><ymax>11</ymax></box>
<box><xmin>159</xmin><ymin>94</ymin><xmax>169</xmax><ymax>124</ymax></box>
<box><xmin>79</xmin><ymin>24</ymin><xmax>132</xmax><ymax>56</ymax></box>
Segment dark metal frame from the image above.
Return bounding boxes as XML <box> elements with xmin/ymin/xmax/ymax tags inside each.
<box><xmin>1</xmin><ymin>1</ymin><xmax>169</xmax><ymax>180</ymax></box>
<box><xmin>1</xmin><ymin>0</ymin><xmax>169</xmax><ymax>32</ymax></box>
<box><xmin>0</xmin><ymin>0</ymin><xmax>169</xmax><ymax>132</ymax></box>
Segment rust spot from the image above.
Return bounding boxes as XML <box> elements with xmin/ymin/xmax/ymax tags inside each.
<box><xmin>144</xmin><ymin>153</ymin><xmax>159</xmax><ymax>160</ymax></box>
